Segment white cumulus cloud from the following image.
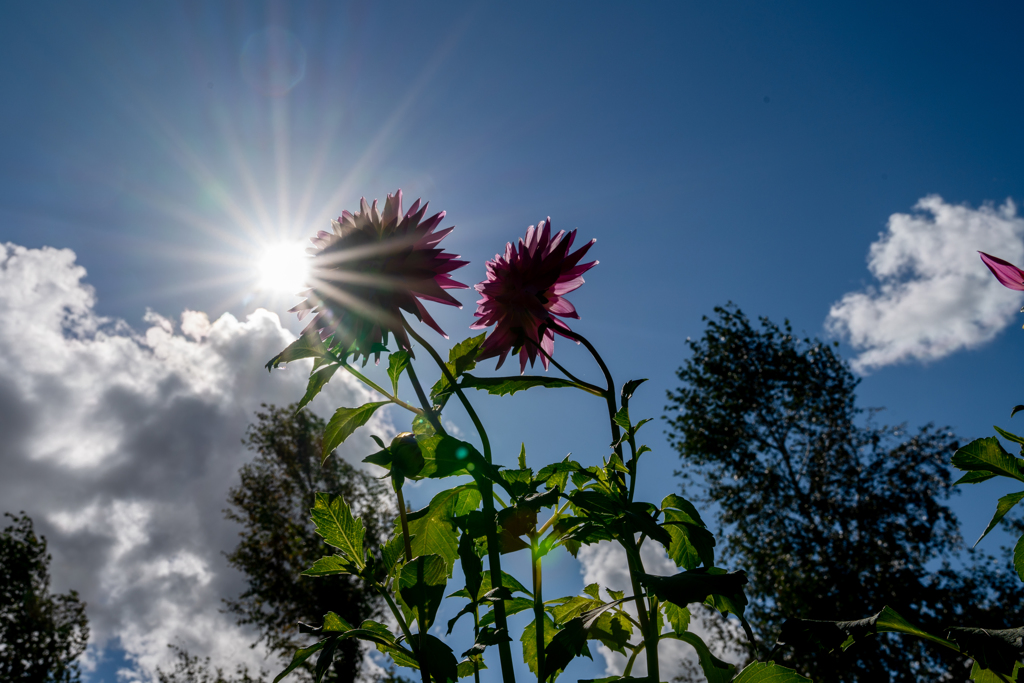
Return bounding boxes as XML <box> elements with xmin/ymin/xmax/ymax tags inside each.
<box><xmin>826</xmin><ymin>195</ymin><xmax>1024</xmax><ymax>372</ymax></box>
<box><xmin>0</xmin><ymin>243</ymin><xmax>395</xmax><ymax>680</ymax></box>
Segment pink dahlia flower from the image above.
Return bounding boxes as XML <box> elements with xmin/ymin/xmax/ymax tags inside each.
<box><xmin>979</xmin><ymin>252</ymin><xmax>1024</xmax><ymax>291</ymax></box>
<box><xmin>291</xmin><ymin>190</ymin><xmax>468</xmax><ymax>363</ymax></box>
<box><xmin>471</xmin><ymin>218</ymin><xmax>597</xmax><ymax>373</ymax></box>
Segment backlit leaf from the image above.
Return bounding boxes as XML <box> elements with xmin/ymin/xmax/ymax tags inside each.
<box><xmin>732</xmin><ymin>661</ymin><xmax>811</xmax><ymax>683</ymax></box>
<box><xmin>266</xmin><ymin>332</ymin><xmax>331</xmax><ymax>370</ymax></box>
<box><xmin>310</xmin><ymin>493</ymin><xmax>364</xmax><ymax>571</ymax></box>
<box><xmin>975</xmin><ymin>491</ymin><xmax>1024</xmax><ymax>547</ymax></box>
<box><xmin>322</xmin><ymin>402</ymin><xmax>390</xmax><ymax>463</ymax></box>
<box><xmin>664</xmin><ymin>632</ymin><xmax>735</xmax><ymax>683</ymax></box>
<box><xmin>296</xmin><ymin>364</ymin><xmax>340</xmax><ymax>411</ymax></box>
<box><xmin>387</xmin><ymin>350</ymin><xmax>411</xmax><ymax>395</ymax></box>
<box><xmin>398</xmin><ymin>555</ymin><xmax>448</xmax><ymax>632</ymax></box>
<box><xmin>952</xmin><ymin>437</ymin><xmax>1024</xmax><ymax>484</ymax></box>
<box><xmin>460</xmin><ymin>373</ymin><xmax>578</xmax><ymax>396</ymax></box>
<box><xmin>404</xmin><ymin>485</ymin><xmax>481</xmax><ymax>572</ymax></box>
<box><xmin>948</xmin><ymin>626</ymin><xmax>1024</xmax><ymax>676</ymax></box>
<box><xmin>274</xmin><ymin>640</ymin><xmax>326</xmax><ymax>683</ymax></box>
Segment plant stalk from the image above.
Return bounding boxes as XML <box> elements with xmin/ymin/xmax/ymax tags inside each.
<box><xmin>393</xmin><ymin>479</ymin><xmax>413</xmax><ymax>563</ymax></box>
<box><xmin>532</xmin><ymin>536</ymin><xmax>545</xmax><ymax>683</ymax></box>
<box><xmin>341</xmin><ymin>364</ymin><xmax>423</xmax><ymax>415</ymax></box>
<box><xmin>404</xmin><ymin>322</ymin><xmax>517</xmax><ymax>683</ymax></box>
<box><xmin>379</xmin><ymin>587</ymin><xmax>430</xmax><ymax>683</ymax></box>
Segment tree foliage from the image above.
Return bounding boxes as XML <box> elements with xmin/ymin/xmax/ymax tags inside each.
<box><xmin>224</xmin><ymin>404</ymin><xmax>394</xmax><ymax>683</ymax></box>
<box><xmin>665</xmin><ymin>304</ymin><xmax>1024</xmax><ymax>682</ymax></box>
<box><xmin>0</xmin><ymin>512</ymin><xmax>89</xmax><ymax>683</ymax></box>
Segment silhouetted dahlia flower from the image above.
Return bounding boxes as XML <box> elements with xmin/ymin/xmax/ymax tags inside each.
<box><xmin>471</xmin><ymin>218</ymin><xmax>597</xmax><ymax>373</ymax></box>
<box><xmin>291</xmin><ymin>190</ymin><xmax>468</xmax><ymax>362</ymax></box>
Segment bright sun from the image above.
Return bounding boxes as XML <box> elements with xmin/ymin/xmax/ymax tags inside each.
<box><xmin>256</xmin><ymin>242</ymin><xmax>311</xmax><ymax>295</ymax></box>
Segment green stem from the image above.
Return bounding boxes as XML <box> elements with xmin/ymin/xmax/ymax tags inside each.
<box><xmin>341</xmin><ymin>364</ymin><xmax>423</xmax><ymax>415</ymax></box>
<box><xmin>622</xmin><ymin>539</ymin><xmax>659</xmax><ymax>683</ymax></box>
<box><xmin>557</xmin><ymin>328</ymin><xmax>623</xmax><ymax>459</ymax></box>
<box><xmin>404</xmin><ymin>321</ymin><xmax>517</xmax><ymax>683</ymax></box>
<box><xmin>393</xmin><ymin>480</ymin><xmax>413</xmax><ymax>563</ymax></box>
<box><xmin>404</xmin><ymin>362</ymin><xmax>445</xmax><ymax>435</ymax></box>
<box><xmin>524</xmin><ymin>337</ymin><xmax>606</xmax><ymax>396</ymax></box>
<box><xmin>379</xmin><ymin>587</ymin><xmax>430</xmax><ymax>683</ymax></box>
<box><xmin>532</xmin><ymin>535</ymin><xmax>545</xmax><ymax>683</ymax></box>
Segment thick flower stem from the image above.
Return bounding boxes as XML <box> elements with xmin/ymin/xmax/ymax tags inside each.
<box><xmin>525</xmin><ymin>337</ymin><xmax>605</xmax><ymax>396</ymax></box>
<box><xmin>404</xmin><ymin>362</ymin><xmax>445</xmax><ymax>434</ymax></box>
<box><xmin>622</xmin><ymin>539</ymin><xmax>659</xmax><ymax>683</ymax></box>
<box><xmin>404</xmin><ymin>322</ymin><xmax>517</xmax><ymax>683</ymax></box>
<box><xmin>558</xmin><ymin>329</ymin><xmax>624</xmax><ymax>461</ymax></box>
<box><xmin>393</xmin><ymin>479</ymin><xmax>413</xmax><ymax>563</ymax></box>
<box><xmin>532</xmin><ymin>537</ymin><xmax>545</xmax><ymax>683</ymax></box>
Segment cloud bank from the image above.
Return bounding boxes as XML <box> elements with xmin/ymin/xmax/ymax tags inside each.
<box><xmin>826</xmin><ymin>195</ymin><xmax>1024</xmax><ymax>372</ymax></box>
<box><xmin>0</xmin><ymin>243</ymin><xmax>394</xmax><ymax>680</ymax></box>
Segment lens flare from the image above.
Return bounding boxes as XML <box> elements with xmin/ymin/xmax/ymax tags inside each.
<box><xmin>256</xmin><ymin>242</ymin><xmax>310</xmax><ymax>295</ymax></box>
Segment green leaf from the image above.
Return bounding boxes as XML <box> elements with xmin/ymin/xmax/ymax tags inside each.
<box><xmin>663</xmin><ymin>512</ymin><xmax>716</xmax><ymax>570</ymax></box>
<box><xmin>621</xmin><ymin>379</ymin><xmax>648</xmax><ymax>400</ymax></box>
<box><xmin>664</xmin><ymin>632</ymin><xmax>735</xmax><ymax>683</ymax></box>
<box><xmin>405</xmin><ymin>485</ymin><xmax>481</xmax><ymax>571</ymax></box>
<box><xmin>478</xmin><ymin>597</ymin><xmax>535</xmax><ymax>627</ymax></box>
<box><xmin>420</xmin><ymin>436</ymin><xmax>482</xmax><ymax>479</ymax></box>
<box><xmin>310</xmin><ymin>493</ymin><xmax>365</xmax><ymax>571</ymax></box>
<box><xmin>358</xmin><ymin>620</ymin><xmax>419</xmax><ymax>670</ymax></box>
<box><xmin>542</xmin><ymin>600</ymin><xmax>631</xmax><ymax>680</ymax></box>
<box><xmin>996</xmin><ymin>425</ymin><xmax>1024</xmax><ymax>446</ymax></box>
<box><xmin>381</xmin><ymin>534</ymin><xmax>409</xmax><ymax>577</ymax></box>
<box><xmin>956</xmin><ymin>470</ymin><xmax>999</xmax><ymax>485</ymax></box>
<box><xmin>449</xmin><ymin>570</ymin><xmax>531</xmax><ymax>599</ymax></box>
<box><xmin>642</xmin><ymin>568</ymin><xmax>748</xmax><ymax>610</ymax></box>
<box><xmin>970</xmin><ymin>659</ymin><xmax>1021</xmax><ymax>682</ymax></box>
<box><xmin>430</xmin><ymin>334</ymin><xmax>486</xmax><ymax>403</ymax></box>
<box><xmin>388</xmin><ymin>350</ymin><xmax>411</xmax><ymax>395</ymax></box>
<box><xmin>518</xmin><ymin>443</ymin><xmax>527</xmax><ymax>469</ymax></box>
<box><xmin>457</xmin><ymin>530</ymin><xmax>482</xmax><ymax>602</ymax></box>
<box><xmin>266</xmin><ymin>332</ymin><xmax>331</xmax><ymax>370</ymax></box>
<box><xmin>296</xmin><ymin>364</ymin><xmax>340</xmax><ymax>411</ymax></box>
<box><xmin>460</xmin><ymin>373</ymin><xmax>579</xmax><ymax>396</ymax></box>
<box><xmin>664</xmin><ymin>603</ymin><xmax>691</xmax><ymax>635</ymax></box>
<box><xmin>314</xmin><ymin>636</ymin><xmax>339</xmax><ymax>683</ymax></box>
<box><xmin>457</xmin><ymin>657</ymin><xmax>487</xmax><ymax>679</ymax></box>
<box><xmin>1015</xmin><ymin>536</ymin><xmax>1024</xmax><ymax>582</ymax></box>
<box><xmin>1013</xmin><ymin>405</ymin><xmax>1024</xmax><ymax>419</ymax></box>
<box><xmin>779</xmin><ymin>606</ymin><xmax>956</xmax><ymax>655</ymax></box>
<box><xmin>461</xmin><ymin>626</ymin><xmax>513</xmax><ymax>658</ymax></box>
<box><xmin>411</xmin><ymin>633</ymin><xmax>459</xmax><ymax>683</ymax></box>
<box><xmin>322</xmin><ymin>402</ymin><xmax>390</xmax><ymax>463</ymax></box>
<box><xmin>398</xmin><ymin>555</ymin><xmax>448</xmax><ymax>632</ymax></box>
<box><xmin>321</xmin><ymin>612</ymin><xmax>355</xmax><ymax>632</ymax></box>
<box><xmin>303</xmin><ymin>554</ymin><xmax>360</xmax><ymax>577</ymax></box>
<box><xmin>551</xmin><ymin>595</ymin><xmax>603</xmax><ymax>624</ymax></box>
<box><xmin>952</xmin><ymin>437</ymin><xmax>1024</xmax><ymax>484</ymax></box>
<box><xmin>976</xmin><ymin>491</ymin><xmax>1024</xmax><ymax>547</ymax></box>
<box><xmin>522</xmin><ymin>615</ymin><xmax>559</xmax><ymax>679</ymax></box>
<box><xmin>732</xmin><ymin>661</ymin><xmax>812</xmax><ymax>683</ymax></box>
<box><xmin>948</xmin><ymin>626</ymin><xmax>1024</xmax><ymax>676</ymax></box>
<box><xmin>662</xmin><ymin>495</ymin><xmax>707</xmax><ymax>526</ymax></box>
<box><xmin>274</xmin><ymin>640</ymin><xmax>327</xmax><ymax>683</ymax></box>
<box><xmin>613</xmin><ymin>406</ymin><xmax>631</xmax><ymax>430</ymax></box>
<box><xmin>588</xmin><ymin>611</ymin><xmax>634</xmax><ymax>655</ymax></box>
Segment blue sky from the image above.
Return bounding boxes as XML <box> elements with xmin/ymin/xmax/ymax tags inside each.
<box><xmin>2</xmin><ymin>2</ymin><xmax>1024</xmax><ymax>681</ymax></box>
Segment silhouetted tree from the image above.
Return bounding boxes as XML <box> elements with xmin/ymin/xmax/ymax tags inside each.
<box><xmin>0</xmin><ymin>512</ymin><xmax>89</xmax><ymax>683</ymax></box>
<box><xmin>224</xmin><ymin>404</ymin><xmax>394</xmax><ymax>683</ymax></box>
<box><xmin>665</xmin><ymin>305</ymin><xmax>1024</xmax><ymax>682</ymax></box>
